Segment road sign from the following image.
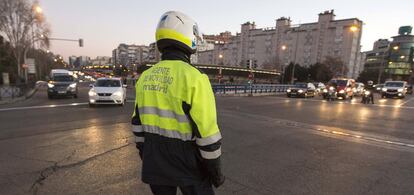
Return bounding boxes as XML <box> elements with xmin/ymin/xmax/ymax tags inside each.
<box><xmin>26</xmin><ymin>58</ymin><xmax>36</xmax><ymax>74</ymax></box>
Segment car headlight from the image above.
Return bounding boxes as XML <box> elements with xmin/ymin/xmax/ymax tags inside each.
<box><xmin>376</xmin><ymin>88</ymin><xmax>380</xmax><ymax>90</ymax></box>
<box><xmin>48</xmin><ymin>83</ymin><xmax>54</xmax><ymax>88</ymax></box>
<box><xmin>69</xmin><ymin>83</ymin><xmax>77</xmax><ymax>88</ymax></box>
<box><xmin>298</xmin><ymin>89</ymin><xmax>304</xmax><ymax>93</ymax></box>
<box><xmin>88</xmin><ymin>90</ymin><xmax>97</xmax><ymax>96</ymax></box>
<box><xmin>398</xmin><ymin>88</ymin><xmax>403</xmax><ymax>92</ymax></box>
<box><xmin>364</xmin><ymin>91</ymin><xmax>370</xmax><ymax>95</ymax></box>
<box><xmin>113</xmin><ymin>91</ymin><xmax>122</xmax><ymax>96</ymax></box>
<box><xmin>382</xmin><ymin>88</ymin><xmax>387</xmax><ymax>92</ymax></box>
<box><xmin>329</xmin><ymin>87</ymin><xmax>335</xmax><ymax>90</ymax></box>
<box><xmin>339</xmin><ymin>90</ymin><xmax>345</xmax><ymax>93</ymax></box>
<box><xmin>323</xmin><ymin>89</ymin><xmax>328</xmax><ymax>93</ymax></box>
<box><xmin>287</xmin><ymin>89</ymin><xmax>291</xmax><ymax>93</ymax></box>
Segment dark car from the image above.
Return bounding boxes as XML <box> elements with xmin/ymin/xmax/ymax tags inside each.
<box><xmin>374</xmin><ymin>84</ymin><xmax>384</xmax><ymax>93</ymax></box>
<box><xmin>287</xmin><ymin>83</ymin><xmax>316</xmax><ymax>98</ymax></box>
<box><xmin>47</xmin><ymin>75</ymin><xmax>78</xmax><ymax>99</ymax></box>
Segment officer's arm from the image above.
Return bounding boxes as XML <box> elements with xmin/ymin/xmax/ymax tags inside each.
<box><xmin>190</xmin><ymin>74</ymin><xmax>224</xmax><ymax>187</ymax></box>
<box><xmin>131</xmin><ymin>99</ymin><xmax>144</xmax><ymax>158</ymax></box>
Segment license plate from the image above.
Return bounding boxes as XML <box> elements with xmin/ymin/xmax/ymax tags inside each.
<box><xmin>58</xmin><ymin>91</ymin><xmax>66</xmax><ymax>94</ymax></box>
<box><xmin>100</xmin><ymin>97</ymin><xmax>111</xmax><ymax>100</ymax></box>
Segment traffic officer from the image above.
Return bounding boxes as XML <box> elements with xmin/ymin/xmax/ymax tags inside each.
<box><xmin>365</xmin><ymin>80</ymin><xmax>375</xmax><ymax>104</ymax></box>
<box><xmin>131</xmin><ymin>11</ymin><xmax>224</xmax><ymax>195</ymax></box>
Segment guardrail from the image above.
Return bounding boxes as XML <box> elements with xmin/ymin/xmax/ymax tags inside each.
<box><xmin>212</xmin><ymin>84</ymin><xmax>293</xmax><ymax>95</ymax></box>
<box><xmin>0</xmin><ymin>83</ymin><xmax>36</xmax><ymax>101</ymax></box>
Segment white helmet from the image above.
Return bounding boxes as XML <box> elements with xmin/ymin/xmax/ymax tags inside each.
<box><xmin>367</xmin><ymin>80</ymin><xmax>373</xmax><ymax>85</ymax></box>
<box><xmin>155</xmin><ymin>11</ymin><xmax>203</xmax><ymax>54</ymax></box>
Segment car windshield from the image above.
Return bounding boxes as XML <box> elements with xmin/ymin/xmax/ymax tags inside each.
<box><xmin>96</xmin><ymin>80</ymin><xmax>121</xmax><ymax>87</ymax></box>
<box><xmin>294</xmin><ymin>83</ymin><xmax>307</xmax><ymax>88</ymax></box>
<box><xmin>335</xmin><ymin>80</ymin><xmax>348</xmax><ymax>86</ymax></box>
<box><xmin>385</xmin><ymin>82</ymin><xmax>404</xmax><ymax>87</ymax></box>
<box><xmin>53</xmin><ymin>75</ymin><xmax>74</xmax><ymax>82</ymax></box>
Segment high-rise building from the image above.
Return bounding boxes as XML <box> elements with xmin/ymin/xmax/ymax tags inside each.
<box><xmin>197</xmin><ymin>10</ymin><xmax>363</xmax><ymax>78</ymax></box>
<box><xmin>90</xmin><ymin>56</ymin><xmax>111</xmax><ymax>65</ymax></box>
<box><xmin>112</xmin><ymin>44</ymin><xmax>149</xmax><ymax>67</ymax></box>
<box><xmin>68</xmin><ymin>56</ymin><xmax>77</xmax><ymax>67</ymax></box>
<box><xmin>385</xmin><ymin>26</ymin><xmax>414</xmax><ymax>81</ymax></box>
<box><xmin>363</xmin><ymin>39</ymin><xmax>390</xmax><ymax>72</ymax></box>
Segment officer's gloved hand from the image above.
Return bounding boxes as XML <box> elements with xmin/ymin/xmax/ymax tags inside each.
<box><xmin>212</xmin><ymin>172</ymin><xmax>225</xmax><ymax>188</ymax></box>
<box><xmin>136</xmin><ymin>143</ymin><xmax>144</xmax><ymax>159</ymax></box>
<box><xmin>204</xmin><ymin>158</ymin><xmax>225</xmax><ymax>188</ymax></box>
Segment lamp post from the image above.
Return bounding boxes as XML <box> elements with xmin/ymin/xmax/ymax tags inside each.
<box><xmin>218</xmin><ymin>54</ymin><xmax>223</xmax><ymax>84</ymax></box>
<box><xmin>377</xmin><ymin>45</ymin><xmax>391</xmax><ymax>84</ymax></box>
<box><xmin>290</xmin><ymin>29</ymin><xmax>300</xmax><ymax>84</ymax></box>
<box><xmin>341</xmin><ymin>25</ymin><xmax>359</xmax><ymax>77</ymax></box>
<box><xmin>281</xmin><ymin>45</ymin><xmax>287</xmax><ymax>83</ymax></box>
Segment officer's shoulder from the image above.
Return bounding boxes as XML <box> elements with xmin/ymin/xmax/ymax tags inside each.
<box><xmin>178</xmin><ymin>61</ymin><xmax>205</xmax><ymax>75</ymax></box>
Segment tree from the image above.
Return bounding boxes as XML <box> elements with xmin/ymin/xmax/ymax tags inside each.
<box><xmin>282</xmin><ymin>63</ymin><xmax>309</xmax><ymax>83</ymax></box>
<box><xmin>357</xmin><ymin>69</ymin><xmax>385</xmax><ymax>84</ymax></box>
<box><xmin>0</xmin><ymin>35</ymin><xmax>17</xmax><ymax>83</ymax></box>
<box><xmin>0</xmin><ymin>0</ymin><xmax>50</xmax><ymax>83</ymax></box>
<box><xmin>323</xmin><ymin>56</ymin><xmax>347</xmax><ymax>77</ymax></box>
<box><xmin>308</xmin><ymin>63</ymin><xmax>333</xmax><ymax>82</ymax></box>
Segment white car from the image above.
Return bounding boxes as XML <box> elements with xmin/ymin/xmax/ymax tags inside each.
<box><xmin>88</xmin><ymin>78</ymin><xmax>127</xmax><ymax>106</ymax></box>
<box><xmin>381</xmin><ymin>81</ymin><xmax>408</xmax><ymax>99</ymax></box>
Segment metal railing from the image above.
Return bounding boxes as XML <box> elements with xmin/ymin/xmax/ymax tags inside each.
<box><xmin>212</xmin><ymin>84</ymin><xmax>293</xmax><ymax>95</ymax></box>
<box><xmin>0</xmin><ymin>83</ymin><xmax>34</xmax><ymax>101</ymax></box>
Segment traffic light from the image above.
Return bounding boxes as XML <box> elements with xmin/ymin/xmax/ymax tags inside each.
<box><xmin>79</xmin><ymin>39</ymin><xmax>84</xmax><ymax>47</ymax></box>
<box><xmin>246</xmin><ymin>60</ymin><xmax>250</xmax><ymax>69</ymax></box>
<box><xmin>253</xmin><ymin>60</ymin><xmax>258</xmax><ymax>69</ymax></box>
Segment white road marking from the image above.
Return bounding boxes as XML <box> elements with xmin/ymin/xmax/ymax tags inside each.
<box><xmin>226</xmin><ymin>110</ymin><xmax>414</xmax><ymax>150</ymax></box>
<box><xmin>0</xmin><ymin>100</ymin><xmax>136</xmax><ymax>112</ymax></box>
<box><xmin>398</xmin><ymin>96</ymin><xmax>414</xmax><ymax>106</ymax></box>
<box><xmin>273</xmin><ymin>96</ymin><xmax>414</xmax><ymax>109</ymax></box>
<box><xmin>0</xmin><ymin>103</ymin><xmax>89</xmax><ymax>112</ymax></box>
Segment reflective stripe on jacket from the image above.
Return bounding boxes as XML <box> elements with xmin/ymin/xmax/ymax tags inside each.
<box><xmin>131</xmin><ymin>59</ymin><xmax>222</xmax><ymax>186</ymax></box>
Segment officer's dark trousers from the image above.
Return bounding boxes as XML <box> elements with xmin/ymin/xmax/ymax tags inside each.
<box><xmin>149</xmin><ymin>183</ymin><xmax>214</xmax><ymax>195</ymax></box>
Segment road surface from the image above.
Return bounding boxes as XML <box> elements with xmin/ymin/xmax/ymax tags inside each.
<box><xmin>1</xmin><ymin>83</ymin><xmax>414</xmax><ymax>195</ymax></box>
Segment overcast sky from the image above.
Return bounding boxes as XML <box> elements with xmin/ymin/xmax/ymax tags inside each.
<box><xmin>40</xmin><ymin>0</ymin><xmax>414</xmax><ymax>60</ymax></box>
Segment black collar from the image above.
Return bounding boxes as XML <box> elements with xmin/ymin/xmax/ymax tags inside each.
<box><xmin>161</xmin><ymin>48</ymin><xmax>191</xmax><ymax>64</ymax></box>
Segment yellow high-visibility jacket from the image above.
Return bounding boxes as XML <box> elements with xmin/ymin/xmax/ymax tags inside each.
<box><xmin>131</xmin><ymin>59</ymin><xmax>222</xmax><ymax>186</ymax></box>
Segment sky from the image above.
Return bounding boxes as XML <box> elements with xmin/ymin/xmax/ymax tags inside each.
<box><xmin>40</xmin><ymin>0</ymin><xmax>414</xmax><ymax>60</ymax></box>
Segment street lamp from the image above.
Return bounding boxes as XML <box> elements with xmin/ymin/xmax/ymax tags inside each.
<box><xmin>280</xmin><ymin>45</ymin><xmax>288</xmax><ymax>84</ymax></box>
<box><xmin>350</xmin><ymin>25</ymin><xmax>358</xmax><ymax>32</ymax></box>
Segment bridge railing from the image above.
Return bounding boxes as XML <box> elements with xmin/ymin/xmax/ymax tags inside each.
<box><xmin>212</xmin><ymin>84</ymin><xmax>293</xmax><ymax>95</ymax></box>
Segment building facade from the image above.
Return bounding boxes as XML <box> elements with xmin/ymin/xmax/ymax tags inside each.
<box><xmin>90</xmin><ymin>56</ymin><xmax>111</xmax><ymax>65</ymax></box>
<box><xmin>197</xmin><ymin>10</ymin><xmax>364</xmax><ymax>78</ymax></box>
<box><xmin>385</xmin><ymin>26</ymin><xmax>414</xmax><ymax>82</ymax></box>
<box><xmin>363</xmin><ymin>39</ymin><xmax>390</xmax><ymax>72</ymax></box>
<box><xmin>112</xmin><ymin>44</ymin><xmax>149</xmax><ymax>67</ymax></box>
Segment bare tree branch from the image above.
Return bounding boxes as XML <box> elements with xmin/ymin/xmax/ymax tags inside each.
<box><xmin>0</xmin><ymin>0</ymin><xmax>50</xmax><ymax>82</ymax></box>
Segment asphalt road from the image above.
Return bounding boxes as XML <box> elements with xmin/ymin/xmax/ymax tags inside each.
<box><xmin>1</xmin><ymin>84</ymin><xmax>414</xmax><ymax>195</ymax></box>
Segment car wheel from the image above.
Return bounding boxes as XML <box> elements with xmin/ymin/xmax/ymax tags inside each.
<box><xmin>74</xmin><ymin>94</ymin><xmax>78</xmax><ymax>98</ymax></box>
<box><xmin>89</xmin><ymin>103</ymin><xmax>95</xmax><ymax>107</ymax></box>
<box><xmin>287</xmin><ymin>94</ymin><xmax>291</xmax><ymax>98</ymax></box>
<box><xmin>48</xmin><ymin>95</ymin><xmax>53</xmax><ymax>99</ymax></box>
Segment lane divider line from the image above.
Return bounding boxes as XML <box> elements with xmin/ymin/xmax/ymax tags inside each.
<box><xmin>0</xmin><ymin>100</ymin><xmax>136</xmax><ymax>112</ymax></box>
<box><xmin>272</xmin><ymin>96</ymin><xmax>414</xmax><ymax>109</ymax></box>
<box><xmin>224</xmin><ymin>110</ymin><xmax>414</xmax><ymax>150</ymax></box>
<box><xmin>398</xmin><ymin>97</ymin><xmax>414</xmax><ymax>107</ymax></box>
